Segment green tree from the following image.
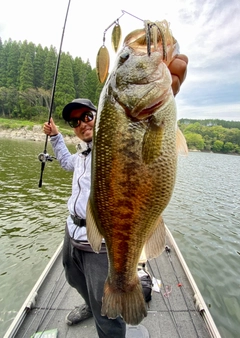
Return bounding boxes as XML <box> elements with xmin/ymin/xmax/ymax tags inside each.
<box><xmin>234</xmin><ymin>145</ymin><xmax>240</xmax><ymax>154</ymax></box>
<box><xmin>0</xmin><ymin>39</ymin><xmax>104</xmax><ymax>119</ymax></box>
<box><xmin>6</xmin><ymin>40</ymin><xmax>20</xmax><ymax>88</ymax></box>
<box><xmin>19</xmin><ymin>53</ymin><xmax>34</xmax><ymax>90</ymax></box>
<box><xmin>203</xmin><ymin>135</ymin><xmax>213</xmax><ymax>151</ymax></box>
<box><xmin>0</xmin><ymin>87</ymin><xmax>9</xmax><ymax>116</ymax></box>
<box><xmin>223</xmin><ymin>142</ymin><xmax>234</xmax><ymax>153</ymax></box>
<box><xmin>94</xmin><ymin>75</ymin><xmax>105</xmax><ymax>106</ymax></box>
<box><xmin>73</xmin><ymin>56</ymin><xmax>85</xmax><ymax>97</ymax></box>
<box><xmin>0</xmin><ymin>87</ymin><xmax>19</xmax><ymax>117</ymax></box>
<box><xmin>17</xmin><ymin>40</ymin><xmax>35</xmax><ymax>86</ymax></box>
<box><xmin>86</xmin><ymin>69</ymin><xmax>99</xmax><ymax>106</ymax></box>
<box><xmin>19</xmin><ymin>53</ymin><xmax>35</xmax><ymax>118</ymax></box>
<box><xmin>184</xmin><ymin>122</ymin><xmax>203</xmax><ymax>135</ymax></box>
<box><xmin>212</xmin><ymin>140</ymin><xmax>224</xmax><ymax>152</ymax></box>
<box><xmin>43</xmin><ymin>46</ymin><xmax>57</xmax><ymax>90</ymax></box>
<box><xmin>34</xmin><ymin>44</ymin><xmax>47</xmax><ymax>88</ymax></box>
<box><xmin>0</xmin><ymin>39</ymin><xmax>8</xmax><ymax>87</ymax></box>
<box><xmin>185</xmin><ymin>132</ymin><xmax>205</xmax><ymax>150</ymax></box>
<box><xmin>226</xmin><ymin>128</ymin><xmax>240</xmax><ymax>146</ymax></box>
<box><xmin>54</xmin><ymin>52</ymin><xmax>75</xmax><ymax>118</ymax></box>
<box><xmin>79</xmin><ymin>60</ymin><xmax>94</xmax><ymax>99</ymax></box>
<box><xmin>8</xmin><ymin>87</ymin><xmax>20</xmax><ymax>118</ymax></box>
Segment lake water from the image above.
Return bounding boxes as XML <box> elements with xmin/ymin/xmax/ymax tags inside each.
<box><xmin>0</xmin><ymin>138</ymin><xmax>239</xmax><ymax>337</ymax></box>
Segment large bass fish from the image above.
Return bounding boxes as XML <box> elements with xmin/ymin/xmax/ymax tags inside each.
<box><xmin>86</xmin><ymin>20</ymin><xmax>187</xmax><ymax>325</ymax></box>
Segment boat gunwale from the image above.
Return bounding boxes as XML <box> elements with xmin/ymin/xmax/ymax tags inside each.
<box><xmin>165</xmin><ymin>226</ymin><xmax>221</xmax><ymax>338</ymax></box>
<box><xmin>3</xmin><ymin>241</ymin><xmax>63</xmax><ymax>338</ymax></box>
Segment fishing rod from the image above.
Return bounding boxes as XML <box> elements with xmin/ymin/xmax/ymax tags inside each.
<box><xmin>38</xmin><ymin>0</ymin><xmax>71</xmax><ymax>188</ymax></box>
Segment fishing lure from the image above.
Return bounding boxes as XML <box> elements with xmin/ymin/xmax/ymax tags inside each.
<box><xmin>111</xmin><ymin>22</ymin><xmax>122</xmax><ymax>52</ymax></box>
<box><xmin>96</xmin><ymin>45</ymin><xmax>110</xmax><ymax>83</ymax></box>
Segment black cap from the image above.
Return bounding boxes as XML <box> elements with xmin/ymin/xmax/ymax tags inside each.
<box><xmin>62</xmin><ymin>98</ymin><xmax>97</xmax><ymax>121</ymax></box>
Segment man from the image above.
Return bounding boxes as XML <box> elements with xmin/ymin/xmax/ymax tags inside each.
<box><xmin>43</xmin><ymin>54</ymin><xmax>188</xmax><ymax>338</ymax></box>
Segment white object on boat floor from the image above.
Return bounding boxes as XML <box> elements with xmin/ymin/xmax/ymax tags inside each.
<box><xmin>126</xmin><ymin>324</ymin><xmax>150</xmax><ymax>338</ymax></box>
<box><xmin>31</xmin><ymin>328</ymin><xmax>58</xmax><ymax>338</ymax></box>
<box><xmin>152</xmin><ymin>276</ymin><xmax>161</xmax><ymax>292</ymax></box>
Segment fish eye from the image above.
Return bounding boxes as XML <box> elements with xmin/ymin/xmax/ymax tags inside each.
<box><xmin>119</xmin><ymin>52</ymin><xmax>130</xmax><ymax>64</ymax></box>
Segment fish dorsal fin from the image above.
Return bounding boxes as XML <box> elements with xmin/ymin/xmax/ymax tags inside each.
<box><xmin>144</xmin><ymin>215</ymin><xmax>166</xmax><ymax>260</ymax></box>
<box><xmin>176</xmin><ymin>127</ymin><xmax>188</xmax><ymax>155</ymax></box>
<box><xmin>86</xmin><ymin>200</ymin><xmax>103</xmax><ymax>253</ymax></box>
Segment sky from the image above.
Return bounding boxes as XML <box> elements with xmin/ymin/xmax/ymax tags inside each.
<box><xmin>1</xmin><ymin>0</ymin><xmax>240</xmax><ymax>121</ymax></box>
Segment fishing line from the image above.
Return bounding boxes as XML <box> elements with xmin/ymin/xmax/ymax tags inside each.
<box><xmin>121</xmin><ymin>10</ymin><xmax>144</xmax><ymax>22</ymax></box>
<box><xmin>102</xmin><ymin>9</ymin><xmax>144</xmax><ymax>45</ymax></box>
<box><xmin>34</xmin><ymin>274</ymin><xmax>69</xmax><ymax>338</ymax></box>
<box><xmin>21</xmin><ymin>268</ymin><xmax>66</xmax><ymax>338</ymax></box>
<box><xmin>34</xmin><ymin>270</ymin><xmax>66</xmax><ymax>334</ymax></box>
<box><xmin>148</xmin><ymin>243</ymin><xmax>201</xmax><ymax>338</ymax></box>
<box><xmin>147</xmin><ymin>255</ymin><xmax>183</xmax><ymax>338</ymax></box>
<box><xmin>164</xmin><ymin>245</ymin><xmax>201</xmax><ymax>338</ymax></box>
<box><xmin>101</xmin><ymin>10</ymin><xmax>167</xmax><ymax>62</ymax></box>
<box><xmin>38</xmin><ymin>0</ymin><xmax>71</xmax><ymax>188</ymax></box>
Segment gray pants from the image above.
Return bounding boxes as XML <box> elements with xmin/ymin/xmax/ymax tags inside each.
<box><xmin>62</xmin><ymin>227</ymin><xmax>126</xmax><ymax>338</ymax></box>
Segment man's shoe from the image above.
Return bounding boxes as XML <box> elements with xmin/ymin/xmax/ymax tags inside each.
<box><xmin>65</xmin><ymin>304</ymin><xmax>93</xmax><ymax>326</ymax></box>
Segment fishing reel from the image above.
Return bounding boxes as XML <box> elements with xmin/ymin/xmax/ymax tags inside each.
<box><xmin>38</xmin><ymin>151</ymin><xmax>56</xmax><ymax>187</ymax></box>
<box><xmin>38</xmin><ymin>152</ymin><xmax>56</xmax><ymax>163</ymax></box>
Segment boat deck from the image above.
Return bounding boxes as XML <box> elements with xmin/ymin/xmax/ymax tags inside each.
<box><xmin>5</xmin><ymin>228</ymin><xmax>220</xmax><ymax>338</ymax></box>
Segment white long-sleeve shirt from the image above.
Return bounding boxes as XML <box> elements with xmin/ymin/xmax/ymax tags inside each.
<box><xmin>50</xmin><ymin>133</ymin><xmax>91</xmax><ymax>241</ymax></box>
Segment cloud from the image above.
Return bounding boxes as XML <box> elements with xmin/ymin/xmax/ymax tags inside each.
<box><xmin>177</xmin><ymin>101</ymin><xmax>240</xmax><ymax>121</ymax></box>
<box><xmin>171</xmin><ymin>0</ymin><xmax>240</xmax><ymax>121</ymax></box>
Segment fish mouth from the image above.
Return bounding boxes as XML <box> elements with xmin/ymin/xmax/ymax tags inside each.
<box><xmin>130</xmin><ymin>86</ymin><xmax>171</xmax><ymax>120</ymax></box>
<box><xmin>116</xmin><ymin>89</ymin><xmax>170</xmax><ymax>121</ymax></box>
<box><xmin>112</xmin><ymin>48</ymin><xmax>173</xmax><ymax>120</ymax></box>
<box><xmin>132</xmin><ymin>99</ymin><xmax>163</xmax><ymax>119</ymax></box>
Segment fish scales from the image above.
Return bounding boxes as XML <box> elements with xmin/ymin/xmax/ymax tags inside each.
<box><xmin>86</xmin><ymin>21</ymin><xmax>186</xmax><ymax>325</ymax></box>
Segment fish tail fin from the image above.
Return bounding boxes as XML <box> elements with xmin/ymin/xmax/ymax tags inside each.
<box><xmin>101</xmin><ymin>277</ymin><xmax>147</xmax><ymax>325</ymax></box>
<box><xmin>176</xmin><ymin>127</ymin><xmax>188</xmax><ymax>155</ymax></box>
<box><xmin>86</xmin><ymin>200</ymin><xmax>103</xmax><ymax>252</ymax></box>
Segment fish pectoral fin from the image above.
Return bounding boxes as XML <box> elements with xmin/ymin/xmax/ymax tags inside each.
<box><xmin>176</xmin><ymin>127</ymin><xmax>188</xmax><ymax>155</ymax></box>
<box><xmin>144</xmin><ymin>215</ymin><xmax>166</xmax><ymax>260</ymax></box>
<box><xmin>86</xmin><ymin>200</ymin><xmax>103</xmax><ymax>253</ymax></box>
<box><xmin>142</xmin><ymin>117</ymin><xmax>165</xmax><ymax>165</ymax></box>
<box><xmin>139</xmin><ymin>246</ymin><xmax>147</xmax><ymax>264</ymax></box>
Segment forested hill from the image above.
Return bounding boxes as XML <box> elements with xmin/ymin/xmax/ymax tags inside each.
<box><xmin>179</xmin><ymin>118</ymin><xmax>240</xmax><ymax>129</ymax></box>
<box><xmin>178</xmin><ymin>119</ymin><xmax>240</xmax><ymax>154</ymax></box>
<box><xmin>0</xmin><ymin>38</ymin><xmax>104</xmax><ymax>120</ymax></box>
<box><xmin>0</xmin><ymin>38</ymin><xmax>239</xmax><ymax>154</ymax></box>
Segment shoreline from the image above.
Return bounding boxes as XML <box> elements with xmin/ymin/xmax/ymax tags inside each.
<box><xmin>0</xmin><ymin>125</ymin><xmax>79</xmax><ymax>145</ymax></box>
<box><xmin>1</xmin><ymin>126</ymin><xmax>239</xmax><ymax>156</ymax></box>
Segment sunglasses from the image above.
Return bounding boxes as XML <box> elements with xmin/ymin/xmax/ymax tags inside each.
<box><xmin>68</xmin><ymin>111</ymin><xmax>95</xmax><ymax>128</ymax></box>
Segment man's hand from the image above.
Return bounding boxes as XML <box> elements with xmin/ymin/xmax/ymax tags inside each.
<box><xmin>169</xmin><ymin>54</ymin><xmax>188</xmax><ymax>96</ymax></box>
<box><xmin>43</xmin><ymin>117</ymin><xmax>59</xmax><ymax>136</ymax></box>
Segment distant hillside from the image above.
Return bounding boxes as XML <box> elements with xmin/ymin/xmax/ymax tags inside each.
<box><xmin>0</xmin><ymin>38</ymin><xmax>103</xmax><ymax>121</ymax></box>
<box><xmin>179</xmin><ymin>118</ymin><xmax>240</xmax><ymax>129</ymax></box>
<box><xmin>178</xmin><ymin>119</ymin><xmax>240</xmax><ymax>154</ymax></box>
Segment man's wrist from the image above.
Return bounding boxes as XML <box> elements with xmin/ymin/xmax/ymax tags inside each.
<box><xmin>50</xmin><ymin>134</ymin><xmax>58</xmax><ymax>138</ymax></box>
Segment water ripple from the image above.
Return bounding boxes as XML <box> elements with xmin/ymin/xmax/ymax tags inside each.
<box><xmin>164</xmin><ymin>152</ymin><xmax>240</xmax><ymax>338</ymax></box>
<box><xmin>1</xmin><ymin>141</ymin><xmax>240</xmax><ymax>337</ymax></box>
